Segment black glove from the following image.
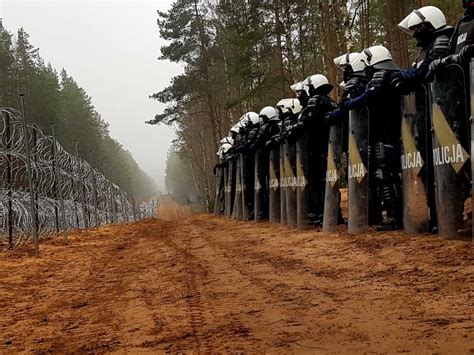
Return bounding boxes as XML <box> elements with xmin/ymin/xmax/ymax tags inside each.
<box><xmin>390</xmin><ymin>76</ymin><xmax>412</xmax><ymax>94</ymax></box>
<box><xmin>294</xmin><ymin>121</ymin><xmax>305</xmax><ymax>131</ymax></box>
<box><xmin>428</xmin><ymin>55</ymin><xmax>456</xmax><ymax>73</ymax></box>
<box><xmin>457</xmin><ymin>44</ymin><xmax>474</xmax><ymax>64</ymax></box>
<box><xmin>344</xmin><ymin>78</ymin><xmax>361</xmax><ymax>97</ymax></box>
<box><xmin>324</xmin><ymin>110</ymin><xmax>343</xmax><ymax>126</ymax></box>
<box><xmin>286</xmin><ymin>123</ymin><xmax>302</xmax><ymax>139</ymax></box>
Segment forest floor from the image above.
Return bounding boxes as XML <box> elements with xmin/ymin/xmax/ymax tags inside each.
<box><xmin>0</xmin><ymin>200</ymin><xmax>473</xmax><ymax>353</ymax></box>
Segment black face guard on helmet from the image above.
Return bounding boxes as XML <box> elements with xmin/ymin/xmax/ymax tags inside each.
<box><xmin>412</xmin><ymin>22</ymin><xmax>435</xmax><ymax>46</ymax></box>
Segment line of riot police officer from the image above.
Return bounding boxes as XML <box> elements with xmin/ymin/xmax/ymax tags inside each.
<box><xmin>214</xmin><ymin>1</ymin><xmax>474</xmax><ymax>240</ymax></box>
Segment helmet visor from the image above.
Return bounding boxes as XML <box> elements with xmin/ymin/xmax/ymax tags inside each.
<box><xmin>398</xmin><ymin>11</ymin><xmax>415</xmax><ymax>35</ymax></box>
<box><xmin>350</xmin><ymin>51</ymin><xmax>368</xmax><ymax>73</ymax></box>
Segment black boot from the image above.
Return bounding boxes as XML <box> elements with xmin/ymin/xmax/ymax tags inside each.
<box><xmin>376</xmin><ymin>217</ymin><xmax>401</xmax><ymax>231</ymax></box>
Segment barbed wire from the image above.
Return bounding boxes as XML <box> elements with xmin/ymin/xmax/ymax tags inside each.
<box><xmin>0</xmin><ymin>107</ymin><xmax>156</xmax><ymax>252</ymax></box>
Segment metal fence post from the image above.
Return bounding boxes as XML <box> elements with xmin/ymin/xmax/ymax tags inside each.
<box><xmin>89</xmin><ymin>151</ymin><xmax>99</xmax><ymax>228</ymax></box>
<box><xmin>130</xmin><ymin>191</ymin><xmax>137</xmax><ymax>222</ymax></box>
<box><xmin>19</xmin><ymin>94</ymin><xmax>39</xmax><ymax>256</ymax></box>
<box><xmin>51</xmin><ymin>123</ymin><xmax>68</xmax><ymax>243</ymax></box>
<box><xmin>74</xmin><ymin>140</ymin><xmax>88</xmax><ymax>231</ymax></box>
<box><xmin>51</xmin><ymin>139</ymin><xmax>60</xmax><ymax>234</ymax></box>
<box><xmin>4</xmin><ymin>111</ymin><xmax>14</xmax><ymax>249</ymax></box>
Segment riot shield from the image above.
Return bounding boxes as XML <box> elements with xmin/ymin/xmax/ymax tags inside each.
<box><xmin>471</xmin><ymin>59</ymin><xmax>474</xmax><ymax>242</ymax></box>
<box><xmin>296</xmin><ymin>133</ymin><xmax>310</xmax><ymax>230</ymax></box>
<box><xmin>255</xmin><ymin>149</ymin><xmax>270</xmax><ymax>221</ymax></box>
<box><xmin>279</xmin><ymin>144</ymin><xmax>287</xmax><ymax>224</ymax></box>
<box><xmin>431</xmin><ymin>63</ymin><xmax>470</xmax><ymax>239</ymax></box>
<box><xmin>285</xmin><ymin>140</ymin><xmax>298</xmax><ymax>227</ymax></box>
<box><xmin>213</xmin><ymin>165</ymin><xmax>225</xmax><ymax>215</ymax></box>
<box><xmin>242</xmin><ymin>153</ymin><xmax>255</xmax><ymax>221</ymax></box>
<box><xmin>233</xmin><ymin>155</ymin><xmax>243</xmax><ymax>220</ymax></box>
<box><xmin>240</xmin><ymin>153</ymin><xmax>247</xmax><ymax>220</ymax></box>
<box><xmin>225</xmin><ymin>159</ymin><xmax>236</xmax><ymax>217</ymax></box>
<box><xmin>323</xmin><ymin>122</ymin><xmax>343</xmax><ymax>233</ymax></box>
<box><xmin>223</xmin><ymin>164</ymin><xmax>230</xmax><ymax>216</ymax></box>
<box><xmin>348</xmin><ymin>107</ymin><xmax>370</xmax><ymax>234</ymax></box>
<box><xmin>401</xmin><ymin>90</ymin><xmax>430</xmax><ymax>233</ymax></box>
<box><xmin>269</xmin><ymin>146</ymin><xmax>281</xmax><ymax>223</ymax></box>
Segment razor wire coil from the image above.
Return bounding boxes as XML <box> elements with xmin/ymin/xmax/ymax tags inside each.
<box><xmin>0</xmin><ymin>107</ymin><xmax>156</xmax><ymax>251</ymax></box>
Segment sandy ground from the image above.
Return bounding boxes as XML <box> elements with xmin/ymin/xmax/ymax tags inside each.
<box><xmin>155</xmin><ymin>195</ymin><xmax>195</xmax><ymax>221</ymax></box>
<box><xmin>0</xmin><ymin>204</ymin><xmax>473</xmax><ymax>353</ymax></box>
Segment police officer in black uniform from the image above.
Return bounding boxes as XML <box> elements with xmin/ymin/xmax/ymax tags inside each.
<box><xmin>328</xmin><ymin>45</ymin><xmax>403</xmax><ymax>231</ymax></box>
<box><xmin>214</xmin><ymin>137</ymin><xmax>234</xmax><ymax>215</ymax></box>
<box><xmin>428</xmin><ymin>0</ymin><xmax>474</xmax><ymax>235</ymax></box>
<box><xmin>392</xmin><ymin>6</ymin><xmax>453</xmax><ymax>233</ymax></box>
<box><xmin>331</xmin><ymin>53</ymin><xmax>368</xmax><ymax>225</ymax></box>
<box><xmin>236</xmin><ymin>112</ymin><xmax>261</xmax><ymax>220</ymax></box>
<box><xmin>295</xmin><ymin>74</ymin><xmax>337</xmax><ymax>226</ymax></box>
<box><xmin>430</xmin><ymin>0</ymin><xmax>474</xmax><ymax>74</ymax></box>
<box><xmin>331</xmin><ymin>52</ymin><xmax>368</xmax><ymax>147</ymax></box>
<box><xmin>250</xmin><ymin>107</ymin><xmax>281</xmax><ymax>220</ymax></box>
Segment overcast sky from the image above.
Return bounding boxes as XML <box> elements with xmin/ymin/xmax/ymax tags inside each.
<box><xmin>1</xmin><ymin>0</ymin><xmax>182</xmax><ymax>191</ymax></box>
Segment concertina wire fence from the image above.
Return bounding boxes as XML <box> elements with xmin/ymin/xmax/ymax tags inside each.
<box><xmin>1</xmin><ymin>103</ymin><xmax>156</xmax><ymax>255</ymax></box>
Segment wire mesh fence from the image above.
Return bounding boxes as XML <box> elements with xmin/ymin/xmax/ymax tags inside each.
<box><xmin>0</xmin><ymin>107</ymin><xmax>155</xmax><ymax>253</ymax></box>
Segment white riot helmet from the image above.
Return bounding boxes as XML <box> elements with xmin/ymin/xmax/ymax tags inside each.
<box><xmin>277</xmin><ymin>98</ymin><xmax>302</xmax><ymax>114</ymax></box>
<box><xmin>239</xmin><ymin>112</ymin><xmax>257</xmax><ymax>125</ymax></box>
<box><xmin>287</xmin><ymin>98</ymin><xmax>303</xmax><ymax>114</ymax></box>
<box><xmin>238</xmin><ymin>114</ymin><xmax>249</xmax><ymax>124</ymax></box>
<box><xmin>230</xmin><ymin>122</ymin><xmax>243</xmax><ymax>134</ymax></box>
<box><xmin>276</xmin><ymin>99</ymin><xmax>291</xmax><ymax>114</ymax></box>
<box><xmin>218</xmin><ymin>143</ymin><xmax>232</xmax><ymax>157</ymax></box>
<box><xmin>333</xmin><ymin>52</ymin><xmax>360</xmax><ymax>68</ymax></box>
<box><xmin>290</xmin><ymin>81</ymin><xmax>306</xmax><ymax>93</ymax></box>
<box><xmin>242</xmin><ymin>111</ymin><xmax>260</xmax><ymax>125</ymax></box>
<box><xmin>290</xmin><ymin>83</ymin><xmax>299</xmax><ymax>92</ymax></box>
<box><xmin>305</xmin><ymin>74</ymin><xmax>333</xmax><ymax>95</ymax></box>
<box><xmin>285</xmin><ymin>99</ymin><xmax>303</xmax><ymax>114</ymax></box>
<box><xmin>221</xmin><ymin>143</ymin><xmax>232</xmax><ymax>154</ymax></box>
<box><xmin>259</xmin><ymin>106</ymin><xmax>278</xmax><ymax>122</ymax></box>
<box><xmin>216</xmin><ymin>146</ymin><xmax>224</xmax><ymax>159</ymax></box>
<box><xmin>398</xmin><ymin>6</ymin><xmax>446</xmax><ymax>36</ymax></box>
<box><xmin>220</xmin><ymin>136</ymin><xmax>234</xmax><ymax>145</ymax></box>
<box><xmin>351</xmin><ymin>45</ymin><xmax>400</xmax><ymax>72</ymax></box>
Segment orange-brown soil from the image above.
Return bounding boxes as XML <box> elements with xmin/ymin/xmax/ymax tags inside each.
<box><xmin>0</xmin><ymin>213</ymin><xmax>473</xmax><ymax>353</ymax></box>
<box><xmin>155</xmin><ymin>196</ymin><xmax>196</xmax><ymax>221</ymax></box>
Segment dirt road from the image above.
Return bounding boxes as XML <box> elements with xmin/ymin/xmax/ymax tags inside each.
<box><xmin>155</xmin><ymin>195</ymin><xmax>195</xmax><ymax>221</ymax></box>
<box><xmin>0</xmin><ymin>215</ymin><xmax>473</xmax><ymax>353</ymax></box>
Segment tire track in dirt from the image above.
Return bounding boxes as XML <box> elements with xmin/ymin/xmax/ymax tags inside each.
<box><xmin>158</xmin><ymin>221</ymin><xmax>296</xmax><ymax>351</ymax></box>
<box><xmin>155</xmin><ymin>199</ymin><xmax>215</xmax><ymax>349</ymax></box>
<box><xmin>188</xmin><ymin>217</ymin><xmax>343</xmax><ymax>306</ymax></box>
<box><xmin>157</xmin><ymin>222</ymin><xmax>264</xmax><ymax>351</ymax></box>
<box><xmin>158</xmin><ymin>227</ymin><xmax>208</xmax><ymax>351</ymax></box>
<box><xmin>170</xmin><ymin>219</ymin><xmax>340</xmax><ymax>351</ymax></box>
